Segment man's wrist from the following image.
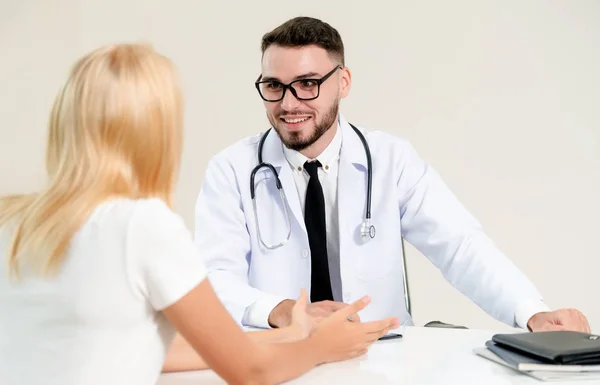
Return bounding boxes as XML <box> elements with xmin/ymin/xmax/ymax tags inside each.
<box><xmin>515</xmin><ymin>299</ymin><xmax>551</xmax><ymax>330</ymax></box>
<box><xmin>268</xmin><ymin>299</ymin><xmax>296</xmax><ymax>328</ymax></box>
<box><xmin>527</xmin><ymin>313</ymin><xmax>540</xmax><ymax>331</ymax></box>
<box><xmin>243</xmin><ymin>295</ymin><xmax>290</xmax><ymax>329</ymax></box>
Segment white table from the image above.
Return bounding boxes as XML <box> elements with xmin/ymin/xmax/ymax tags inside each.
<box><xmin>157</xmin><ymin>326</ymin><xmax>590</xmax><ymax>384</ymax></box>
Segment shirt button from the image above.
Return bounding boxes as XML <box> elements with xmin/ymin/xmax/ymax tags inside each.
<box><xmin>302</xmin><ymin>249</ymin><xmax>309</xmax><ymax>258</ymax></box>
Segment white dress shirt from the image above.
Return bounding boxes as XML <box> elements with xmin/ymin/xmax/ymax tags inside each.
<box><xmin>282</xmin><ymin>124</ymin><xmax>343</xmax><ymax>302</ymax></box>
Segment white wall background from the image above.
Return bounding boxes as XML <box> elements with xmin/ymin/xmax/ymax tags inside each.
<box><xmin>1</xmin><ymin>0</ymin><xmax>599</xmax><ymax>332</ymax></box>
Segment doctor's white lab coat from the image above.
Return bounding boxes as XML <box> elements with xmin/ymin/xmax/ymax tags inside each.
<box><xmin>194</xmin><ymin>115</ymin><xmax>549</xmax><ymax>329</ymax></box>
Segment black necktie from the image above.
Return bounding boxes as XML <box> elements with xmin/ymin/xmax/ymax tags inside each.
<box><xmin>303</xmin><ymin>160</ymin><xmax>334</xmax><ymax>302</ymax></box>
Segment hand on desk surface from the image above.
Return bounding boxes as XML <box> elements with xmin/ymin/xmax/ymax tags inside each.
<box><xmin>303</xmin><ymin>292</ymin><xmax>400</xmax><ymax>363</ymax></box>
<box><xmin>270</xmin><ymin>296</ymin><xmax>361</xmax><ymax>329</ymax></box>
<box><xmin>528</xmin><ymin>308</ymin><xmax>591</xmax><ymax>333</ymax></box>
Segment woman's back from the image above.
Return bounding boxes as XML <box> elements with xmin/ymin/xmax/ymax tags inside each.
<box><xmin>0</xmin><ymin>42</ymin><xmax>397</xmax><ymax>385</ymax></box>
<box><xmin>0</xmin><ymin>198</ymin><xmax>207</xmax><ymax>385</ymax></box>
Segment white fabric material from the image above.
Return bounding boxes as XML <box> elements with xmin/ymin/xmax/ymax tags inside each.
<box><xmin>195</xmin><ymin>114</ymin><xmax>550</xmax><ymax>331</ymax></box>
<box><xmin>515</xmin><ymin>298</ymin><xmax>552</xmax><ymax>331</ymax></box>
<box><xmin>0</xmin><ymin>198</ymin><xmax>207</xmax><ymax>385</ymax></box>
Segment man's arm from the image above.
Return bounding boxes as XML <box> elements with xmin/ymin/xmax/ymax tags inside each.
<box><xmin>195</xmin><ymin>154</ymin><xmax>288</xmax><ymax>327</ymax></box>
<box><xmin>394</xmin><ymin>140</ymin><xmax>548</xmax><ymax>328</ymax></box>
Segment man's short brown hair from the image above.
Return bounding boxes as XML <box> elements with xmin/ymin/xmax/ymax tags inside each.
<box><xmin>261</xmin><ymin>16</ymin><xmax>345</xmax><ymax>66</ymax></box>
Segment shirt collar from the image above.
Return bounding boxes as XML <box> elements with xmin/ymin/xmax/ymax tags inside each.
<box><xmin>283</xmin><ymin>118</ymin><xmax>343</xmax><ymax>174</ymax></box>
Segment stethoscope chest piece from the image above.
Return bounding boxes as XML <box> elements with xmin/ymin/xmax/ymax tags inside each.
<box><xmin>360</xmin><ymin>219</ymin><xmax>376</xmax><ymax>241</ymax></box>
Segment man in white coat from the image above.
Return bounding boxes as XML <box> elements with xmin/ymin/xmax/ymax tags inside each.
<box><xmin>194</xmin><ymin>16</ymin><xmax>590</xmax><ymax>333</ymax></box>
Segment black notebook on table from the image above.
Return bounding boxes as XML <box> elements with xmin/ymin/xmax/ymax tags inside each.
<box><xmin>492</xmin><ymin>330</ymin><xmax>600</xmax><ymax>365</ymax></box>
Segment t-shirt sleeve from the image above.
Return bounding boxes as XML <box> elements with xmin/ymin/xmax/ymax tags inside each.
<box><xmin>126</xmin><ymin>199</ymin><xmax>208</xmax><ymax>311</ymax></box>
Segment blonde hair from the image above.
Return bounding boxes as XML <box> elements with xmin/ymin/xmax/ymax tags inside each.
<box><xmin>0</xmin><ymin>43</ymin><xmax>183</xmax><ymax>277</ymax></box>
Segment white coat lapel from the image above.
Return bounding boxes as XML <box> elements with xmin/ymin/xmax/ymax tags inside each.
<box><xmin>260</xmin><ymin>129</ymin><xmax>307</xmax><ymax>234</ymax></box>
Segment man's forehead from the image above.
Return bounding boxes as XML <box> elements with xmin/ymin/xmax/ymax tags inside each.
<box><xmin>261</xmin><ymin>45</ymin><xmax>333</xmax><ymax>79</ymax></box>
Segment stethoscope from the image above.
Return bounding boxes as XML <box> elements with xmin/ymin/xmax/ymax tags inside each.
<box><xmin>250</xmin><ymin>123</ymin><xmax>375</xmax><ymax>250</ymax></box>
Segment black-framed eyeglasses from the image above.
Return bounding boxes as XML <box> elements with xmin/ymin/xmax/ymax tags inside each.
<box><xmin>255</xmin><ymin>65</ymin><xmax>342</xmax><ymax>102</ymax></box>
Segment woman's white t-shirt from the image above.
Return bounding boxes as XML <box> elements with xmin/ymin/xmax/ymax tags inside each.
<box><xmin>0</xmin><ymin>198</ymin><xmax>207</xmax><ymax>385</ymax></box>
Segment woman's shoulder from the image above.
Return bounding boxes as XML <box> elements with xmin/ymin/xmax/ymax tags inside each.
<box><xmin>128</xmin><ymin>198</ymin><xmax>185</xmax><ymax>228</ymax></box>
<box><xmin>87</xmin><ymin>197</ymin><xmax>188</xmax><ymax>241</ymax></box>
<box><xmin>93</xmin><ymin>197</ymin><xmax>194</xmax><ymax>263</ymax></box>
<box><xmin>94</xmin><ymin>197</ymin><xmax>179</xmax><ymax>222</ymax></box>
<box><xmin>113</xmin><ymin>198</ymin><xmax>189</xmax><ymax>240</ymax></box>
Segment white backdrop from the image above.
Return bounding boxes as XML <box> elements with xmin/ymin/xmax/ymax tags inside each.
<box><xmin>1</xmin><ymin>0</ymin><xmax>599</xmax><ymax>332</ymax></box>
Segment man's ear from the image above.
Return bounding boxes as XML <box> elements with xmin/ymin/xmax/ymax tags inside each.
<box><xmin>339</xmin><ymin>66</ymin><xmax>352</xmax><ymax>99</ymax></box>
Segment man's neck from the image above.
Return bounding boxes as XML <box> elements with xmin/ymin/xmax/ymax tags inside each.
<box><xmin>300</xmin><ymin>121</ymin><xmax>338</xmax><ymax>160</ymax></box>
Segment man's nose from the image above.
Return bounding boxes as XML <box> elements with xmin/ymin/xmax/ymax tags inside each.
<box><xmin>280</xmin><ymin>87</ymin><xmax>301</xmax><ymax>111</ymax></box>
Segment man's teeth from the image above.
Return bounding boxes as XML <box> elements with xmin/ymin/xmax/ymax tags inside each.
<box><xmin>283</xmin><ymin>117</ymin><xmax>309</xmax><ymax>123</ymax></box>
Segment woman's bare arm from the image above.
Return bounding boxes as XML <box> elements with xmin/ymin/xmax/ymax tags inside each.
<box><xmin>161</xmin><ymin>280</ymin><xmax>398</xmax><ymax>385</ymax></box>
<box><xmin>162</xmin><ymin>325</ymin><xmax>306</xmax><ymax>373</ymax></box>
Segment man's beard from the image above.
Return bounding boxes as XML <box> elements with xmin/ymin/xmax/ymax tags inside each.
<box><xmin>268</xmin><ymin>101</ymin><xmax>339</xmax><ymax>152</ymax></box>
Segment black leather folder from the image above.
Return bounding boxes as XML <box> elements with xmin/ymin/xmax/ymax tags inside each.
<box><xmin>492</xmin><ymin>331</ymin><xmax>600</xmax><ymax>365</ymax></box>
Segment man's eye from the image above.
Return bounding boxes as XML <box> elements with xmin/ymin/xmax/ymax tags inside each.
<box><xmin>266</xmin><ymin>82</ymin><xmax>282</xmax><ymax>89</ymax></box>
<box><xmin>299</xmin><ymin>80</ymin><xmax>317</xmax><ymax>88</ymax></box>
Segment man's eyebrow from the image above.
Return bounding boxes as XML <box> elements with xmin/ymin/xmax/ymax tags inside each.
<box><xmin>259</xmin><ymin>75</ymin><xmax>280</xmax><ymax>82</ymax></box>
<box><xmin>259</xmin><ymin>72</ymin><xmax>321</xmax><ymax>83</ymax></box>
<box><xmin>292</xmin><ymin>72</ymin><xmax>320</xmax><ymax>80</ymax></box>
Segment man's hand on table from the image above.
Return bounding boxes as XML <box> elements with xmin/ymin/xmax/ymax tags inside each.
<box><xmin>527</xmin><ymin>308</ymin><xmax>591</xmax><ymax>333</ymax></box>
<box><xmin>268</xmin><ymin>296</ymin><xmax>361</xmax><ymax>330</ymax></box>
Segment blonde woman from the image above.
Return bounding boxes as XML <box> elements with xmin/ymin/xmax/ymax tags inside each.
<box><xmin>0</xmin><ymin>43</ymin><xmax>398</xmax><ymax>385</ymax></box>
